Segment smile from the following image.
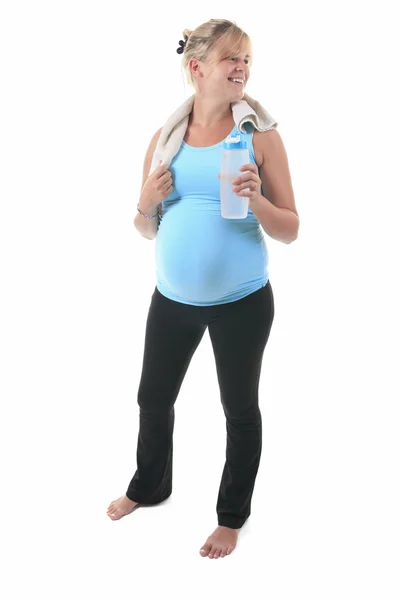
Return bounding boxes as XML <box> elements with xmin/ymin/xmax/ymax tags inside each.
<box><xmin>228</xmin><ymin>78</ymin><xmax>244</xmax><ymax>86</ymax></box>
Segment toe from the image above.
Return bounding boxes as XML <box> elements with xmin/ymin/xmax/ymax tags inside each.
<box><xmin>209</xmin><ymin>547</ymin><xmax>216</xmax><ymax>559</ymax></box>
<box><xmin>200</xmin><ymin>545</ymin><xmax>211</xmax><ymax>557</ymax></box>
<box><xmin>214</xmin><ymin>548</ymin><xmax>222</xmax><ymax>559</ymax></box>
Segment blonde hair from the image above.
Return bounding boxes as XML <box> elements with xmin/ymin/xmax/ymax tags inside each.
<box><xmin>180</xmin><ymin>19</ymin><xmax>253</xmax><ymax>89</ymax></box>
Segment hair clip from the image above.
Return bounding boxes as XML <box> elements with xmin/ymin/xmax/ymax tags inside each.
<box><xmin>176</xmin><ymin>38</ymin><xmax>187</xmax><ymax>54</ymax></box>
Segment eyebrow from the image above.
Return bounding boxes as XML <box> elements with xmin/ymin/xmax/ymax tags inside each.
<box><xmin>223</xmin><ymin>51</ymin><xmax>251</xmax><ymax>59</ymax></box>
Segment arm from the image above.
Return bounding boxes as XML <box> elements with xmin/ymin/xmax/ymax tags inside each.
<box><xmin>250</xmin><ymin>128</ymin><xmax>299</xmax><ymax>244</ymax></box>
<box><xmin>134</xmin><ymin>127</ymin><xmax>163</xmax><ymax>240</ymax></box>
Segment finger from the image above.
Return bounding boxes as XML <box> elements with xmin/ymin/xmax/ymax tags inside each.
<box><xmin>240</xmin><ymin>164</ymin><xmax>256</xmax><ymax>173</ymax></box>
<box><xmin>237</xmin><ymin>182</ymin><xmax>258</xmax><ymax>195</ymax></box>
<box><xmin>234</xmin><ymin>174</ymin><xmax>259</xmax><ymax>188</ymax></box>
<box><xmin>237</xmin><ymin>189</ymin><xmax>253</xmax><ymax>197</ymax></box>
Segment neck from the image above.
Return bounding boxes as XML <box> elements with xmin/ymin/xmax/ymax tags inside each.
<box><xmin>189</xmin><ymin>93</ymin><xmax>233</xmax><ymax>128</ymax></box>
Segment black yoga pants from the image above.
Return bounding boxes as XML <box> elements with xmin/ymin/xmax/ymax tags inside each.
<box><xmin>126</xmin><ymin>280</ymin><xmax>275</xmax><ymax>529</ymax></box>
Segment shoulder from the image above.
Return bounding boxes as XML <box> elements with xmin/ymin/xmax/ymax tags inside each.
<box><xmin>253</xmin><ymin>127</ymin><xmax>281</xmax><ymax>168</ymax></box>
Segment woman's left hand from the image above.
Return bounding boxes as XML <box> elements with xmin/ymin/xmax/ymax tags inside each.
<box><xmin>219</xmin><ymin>164</ymin><xmax>262</xmax><ymax>202</ymax></box>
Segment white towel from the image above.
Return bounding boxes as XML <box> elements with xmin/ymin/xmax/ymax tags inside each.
<box><xmin>149</xmin><ymin>92</ymin><xmax>278</xmax><ymax>175</ymax></box>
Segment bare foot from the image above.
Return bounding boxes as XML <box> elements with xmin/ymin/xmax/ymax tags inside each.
<box><xmin>106</xmin><ymin>495</ymin><xmax>140</xmax><ymax>520</ymax></box>
<box><xmin>199</xmin><ymin>526</ymin><xmax>241</xmax><ymax>559</ymax></box>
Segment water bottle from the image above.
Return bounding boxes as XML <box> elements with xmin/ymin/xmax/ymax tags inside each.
<box><xmin>220</xmin><ymin>133</ymin><xmax>250</xmax><ymax>219</ymax></box>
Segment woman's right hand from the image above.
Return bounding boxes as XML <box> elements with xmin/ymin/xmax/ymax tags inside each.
<box><xmin>140</xmin><ymin>160</ymin><xmax>173</xmax><ymax>209</ymax></box>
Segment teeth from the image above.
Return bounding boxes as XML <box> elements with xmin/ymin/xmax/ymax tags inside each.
<box><xmin>229</xmin><ymin>78</ymin><xmax>244</xmax><ymax>84</ymax></box>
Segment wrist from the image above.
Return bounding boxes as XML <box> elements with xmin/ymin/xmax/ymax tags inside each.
<box><xmin>138</xmin><ymin>197</ymin><xmax>158</xmax><ymax>217</ymax></box>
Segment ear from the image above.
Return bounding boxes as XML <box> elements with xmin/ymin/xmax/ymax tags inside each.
<box><xmin>190</xmin><ymin>58</ymin><xmax>203</xmax><ymax>78</ymax></box>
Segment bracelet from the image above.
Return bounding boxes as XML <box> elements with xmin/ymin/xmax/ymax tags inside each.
<box><xmin>137</xmin><ymin>202</ymin><xmax>158</xmax><ymax>219</ymax></box>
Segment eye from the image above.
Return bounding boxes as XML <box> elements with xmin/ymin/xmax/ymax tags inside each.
<box><xmin>229</xmin><ymin>57</ymin><xmax>249</xmax><ymax>64</ymax></box>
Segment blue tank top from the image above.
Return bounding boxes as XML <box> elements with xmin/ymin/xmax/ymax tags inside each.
<box><xmin>155</xmin><ymin>122</ymin><xmax>269</xmax><ymax>306</ymax></box>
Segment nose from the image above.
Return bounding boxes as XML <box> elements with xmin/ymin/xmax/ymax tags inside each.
<box><xmin>235</xmin><ymin>68</ymin><xmax>248</xmax><ymax>80</ymax></box>
<box><xmin>235</xmin><ymin>60</ymin><xmax>248</xmax><ymax>76</ymax></box>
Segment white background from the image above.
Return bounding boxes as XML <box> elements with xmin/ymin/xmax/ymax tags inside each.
<box><xmin>1</xmin><ymin>0</ymin><xmax>399</xmax><ymax>598</ymax></box>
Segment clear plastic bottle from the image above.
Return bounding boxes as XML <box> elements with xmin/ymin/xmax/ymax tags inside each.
<box><xmin>220</xmin><ymin>133</ymin><xmax>250</xmax><ymax>219</ymax></box>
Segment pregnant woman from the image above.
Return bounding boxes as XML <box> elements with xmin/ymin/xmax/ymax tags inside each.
<box><xmin>107</xmin><ymin>18</ymin><xmax>300</xmax><ymax>560</ymax></box>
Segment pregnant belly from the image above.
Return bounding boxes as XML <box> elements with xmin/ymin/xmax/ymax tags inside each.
<box><xmin>156</xmin><ymin>227</ymin><xmax>229</xmax><ymax>297</ymax></box>
<box><xmin>155</xmin><ymin>206</ymin><xmax>265</xmax><ymax>301</ymax></box>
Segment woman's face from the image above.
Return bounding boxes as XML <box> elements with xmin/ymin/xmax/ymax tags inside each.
<box><xmin>216</xmin><ymin>51</ymin><xmax>251</xmax><ymax>93</ymax></box>
<box><xmin>192</xmin><ymin>45</ymin><xmax>251</xmax><ymax>98</ymax></box>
